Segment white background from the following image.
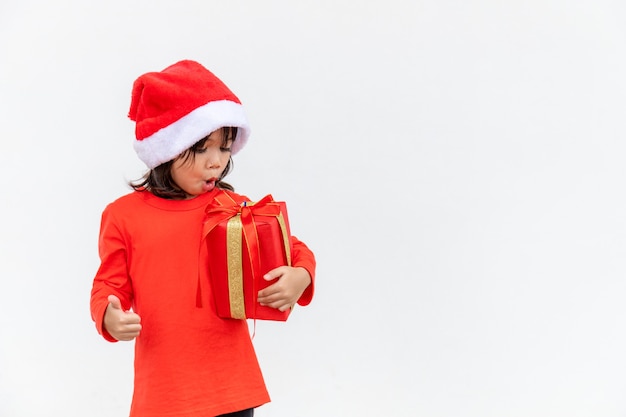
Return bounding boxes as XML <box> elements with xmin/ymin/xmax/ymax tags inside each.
<box><xmin>1</xmin><ymin>1</ymin><xmax>626</xmax><ymax>416</ymax></box>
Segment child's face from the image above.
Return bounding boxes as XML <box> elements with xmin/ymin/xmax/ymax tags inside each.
<box><xmin>171</xmin><ymin>129</ymin><xmax>233</xmax><ymax>199</ymax></box>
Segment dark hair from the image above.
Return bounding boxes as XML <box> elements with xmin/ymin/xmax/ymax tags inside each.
<box><xmin>129</xmin><ymin>127</ymin><xmax>237</xmax><ymax>199</ymax></box>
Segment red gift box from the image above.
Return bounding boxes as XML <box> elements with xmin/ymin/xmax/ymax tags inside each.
<box><xmin>203</xmin><ymin>191</ymin><xmax>293</xmax><ymax>321</ymax></box>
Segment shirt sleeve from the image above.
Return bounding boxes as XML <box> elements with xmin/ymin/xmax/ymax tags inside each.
<box><xmin>290</xmin><ymin>236</ymin><xmax>316</xmax><ymax>306</ymax></box>
<box><xmin>90</xmin><ymin>206</ymin><xmax>134</xmax><ymax>342</ymax></box>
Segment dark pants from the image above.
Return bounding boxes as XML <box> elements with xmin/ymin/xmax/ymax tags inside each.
<box><xmin>217</xmin><ymin>408</ymin><xmax>254</xmax><ymax>417</ymax></box>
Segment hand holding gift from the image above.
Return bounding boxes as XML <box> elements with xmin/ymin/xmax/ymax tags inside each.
<box><xmin>257</xmin><ymin>266</ymin><xmax>312</xmax><ymax>312</ymax></box>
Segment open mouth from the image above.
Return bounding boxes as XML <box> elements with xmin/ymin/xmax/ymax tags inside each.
<box><xmin>203</xmin><ymin>178</ymin><xmax>217</xmax><ymax>191</ymax></box>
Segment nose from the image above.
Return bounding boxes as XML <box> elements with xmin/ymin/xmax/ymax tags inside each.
<box><xmin>204</xmin><ymin>148</ymin><xmax>221</xmax><ymax>169</ymax></box>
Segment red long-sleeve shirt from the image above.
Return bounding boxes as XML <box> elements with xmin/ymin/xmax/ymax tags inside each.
<box><xmin>90</xmin><ymin>188</ymin><xmax>315</xmax><ymax>417</ymax></box>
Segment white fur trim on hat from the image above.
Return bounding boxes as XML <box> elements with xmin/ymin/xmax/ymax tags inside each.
<box><xmin>133</xmin><ymin>100</ymin><xmax>250</xmax><ymax>169</ymax></box>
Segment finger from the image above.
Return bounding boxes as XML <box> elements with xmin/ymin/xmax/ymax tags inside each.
<box><xmin>117</xmin><ymin>328</ymin><xmax>141</xmax><ymax>341</ymax></box>
<box><xmin>265</xmin><ymin>299</ymin><xmax>293</xmax><ymax>312</ymax></box>
<box><xmin>263</xmin><ymin>266</ymin><xmax>287</xmax><ymax>281</ymax></box>
<box><xmin>279</xmin><ymin>303</ymin><xmax>295</xmax><ymax>312</ymax></box>
<box><xmin>117</xmin><ymin>321</ymin><xmax>142</xmax><ymax>339</ymax></box>
<box><xmin>121</xmin><ymin>313</ymin><xmax>142</xmax><ymax>325</ymax></box>
<box><xmin>258</xmin><ymin>286</ymin><xmax>279</xmax><ymax>299</ymax></box>
<box><xmin>258</xmin><ymin>291</ymin><xmax>291</xmax><ymax>308</ymax></box>
<box><xmin>123</xmin><ymin>323</ymin><xmax>142</xmax><ymax>333</ymax></box>
<box><xmin>257</xmin><ymin>291</ymin><xmax>278</xmax><ymax>305</ymax></box>
<box><xmin>107</xmin><ymin>294</ymin><xmax>123</xmax><ymax>310</ymax></box>
<box><xmin>259</xmin><ymin>277</ymin><xmax>286</xmax><ymax>297</ymax></box>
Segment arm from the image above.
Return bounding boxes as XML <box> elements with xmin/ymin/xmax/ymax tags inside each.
<box><xmin>90</xmin><ymin>208</ymin><xmax>141</xmax><ymax>342</ymax></box>
<box><xmin>257</xmin><ymin>236</ymin><xmax>316</xmax><ymax>312</ymax></box>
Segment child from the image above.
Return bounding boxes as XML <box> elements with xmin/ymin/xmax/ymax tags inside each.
<box><xmin>90</xmin><ymin>60</ymin><xmax>316</xmax><ymax>417</ymax></box>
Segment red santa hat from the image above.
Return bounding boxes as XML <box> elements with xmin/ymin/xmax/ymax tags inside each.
<box><xmin>128</xmin><ymin>60</ymin><xmax>250</xmax><ymax>169</ymax></box>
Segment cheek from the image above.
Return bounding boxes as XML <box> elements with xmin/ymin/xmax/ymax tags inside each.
<box><xmin>171</xmin><ymin>161</ymin><xmax>193</xmax><ymax>182</ymax></box>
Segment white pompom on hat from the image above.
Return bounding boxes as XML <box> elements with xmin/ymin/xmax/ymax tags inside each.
<box><xmin>128</xmin><ymin>60</ymin><xmax>250</xmax><ymax>169</ymax></box>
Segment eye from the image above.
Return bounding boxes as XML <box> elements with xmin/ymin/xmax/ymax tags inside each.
<box><xmin>220</xmin><ymin>139</ymin><xmax>234</xmax><ymax>152</ymax></box>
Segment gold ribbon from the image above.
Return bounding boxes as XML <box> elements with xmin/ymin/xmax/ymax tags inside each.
<box><xmin>276</xmin><ymin>212</ymin><xmax>291</xmax><ymax>266</ymax></box>
<box><xmin>226</xmin><ymin>215</ymin><xmax>246</xmax><ymax>319</ymax></box>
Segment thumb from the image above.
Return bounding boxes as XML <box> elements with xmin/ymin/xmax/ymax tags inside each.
<box><xmin>107</xmin><ymin>294</ymin><xmax>123</xmax><ymax>311</ymax></box>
